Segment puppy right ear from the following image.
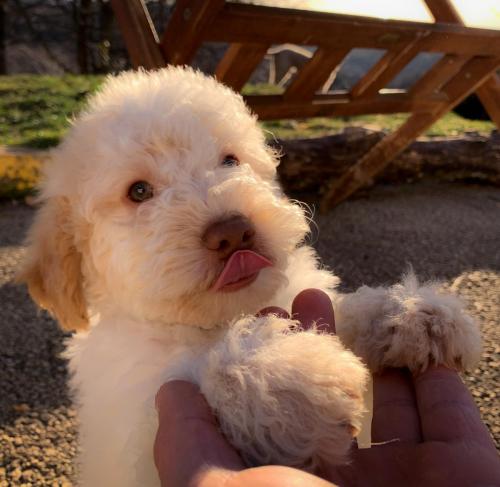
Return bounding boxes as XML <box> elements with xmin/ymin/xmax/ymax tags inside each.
<box><xmin>18</xmin><ymin>197</ymin><xmax>89</xmax><ymax>331</ymax></box>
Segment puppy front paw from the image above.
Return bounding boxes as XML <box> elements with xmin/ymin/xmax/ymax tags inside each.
<box><xmin>198</xmin><ymin>314</ymin><xmax>368</xmax><ymax>469</ymax></box>
<box><xmin>339</xmin><ymin>273</ymin><xmax>481</xmax><ymax>373</ymax></box>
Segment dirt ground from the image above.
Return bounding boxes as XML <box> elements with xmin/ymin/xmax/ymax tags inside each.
<box><xmin>0</xmin><ymin>181</ymin><xmax>499</xmax><ymax>485</ymax></box>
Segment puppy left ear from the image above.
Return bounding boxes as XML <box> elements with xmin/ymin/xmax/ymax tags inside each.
<box><xmin>18</xmin><ymin>196</ymin><xmax>89</xmax><ymax>331</ymax></box>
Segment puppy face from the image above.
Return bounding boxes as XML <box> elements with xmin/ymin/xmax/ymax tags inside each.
<box><xmin>20</xmin><ymin>68</ymin><xmax>309</xmax><ymax>330</ymax></box>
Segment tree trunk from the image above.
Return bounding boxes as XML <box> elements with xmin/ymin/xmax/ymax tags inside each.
<box><xmin>13</xmin><ymin>0</ymin><xmax>72</xmax><ymax>72</ymax></box>
<box><xmin>0</xmin><ymin>0</ymin><xmax>6</xmax><ymax>74</ymax></box>
<box><xmin>77</xmin><ymin>0</ymin><xmax>92</xmax><ymax>74</ymax></box>
<box><xmin>94</xmin><ymin>0</ymin><xmax>114</xmax><ymax>73</ymax></box>
<box><xmin>273</xmin><ymin>128</ymin><xmax>500</xmax><ymax>195</ymax></box>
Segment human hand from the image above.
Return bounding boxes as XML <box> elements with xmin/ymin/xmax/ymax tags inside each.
<box><xmin>325</xmin><ymin>365</ymin><xmax>500</xmax><ymax>487</ymax></box>
<box><xmin>154</xmin><ymin>289</ymin><xmax>500</xmax><ymax>487</ymax></box>
<box><xmin>154</xmin><ymin>288</ymin><xmax>337</xmax><ymax>487</ymax></box>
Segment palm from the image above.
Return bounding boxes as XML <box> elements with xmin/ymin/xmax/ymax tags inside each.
<box><xmin>325</xmin><ymin>368</ymin><xmax>500</xmax><ymax>487</ymax></box>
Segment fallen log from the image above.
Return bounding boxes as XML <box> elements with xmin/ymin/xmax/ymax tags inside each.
<box><xmin>272</xmin><ymin>127</ymin><xmax>500</xmax><ymax>194</ymax></box>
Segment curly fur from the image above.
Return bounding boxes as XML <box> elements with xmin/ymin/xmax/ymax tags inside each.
<box><xmin>19</xmin><ymin>67</ymin><xmax>481</xmax><ymax>487</ymax></box>
<box><xmin>199</xmin><ymin>314</ymin><xmax>368</xmax><ymax>469</ymax></box>
<box><xmin>335</xmin><ymin>272</ymin><xmax>481</xmax><ymax>373</ymax></box>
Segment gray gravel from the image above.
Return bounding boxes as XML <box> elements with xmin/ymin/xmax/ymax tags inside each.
<box><xmin>1</xmin><ymin>182</ymin><xmax>499</xmax><ymax>485</ymax></box>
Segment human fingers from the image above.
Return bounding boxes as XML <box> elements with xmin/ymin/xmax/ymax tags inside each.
<box><xmin>325</xmin><ymin>442</ymin><xmax>415</xmax><ymax>487</ymax></box>
<box><xmin>154</xmin><ymin>381</ymin><xmax>244</xmax><ymax>487</ymax></box>
<box><xmin>332</xmin><ymin>435</ymin><xmax>500</xmax><ymax>487</ymax></box>
<box><xmin>292</xmin><ymin>288</ymin><xmax>336</xmax><ymax>333</ymax></box>
<box><xmin>256</xmin><ymin>306</ymin><xmax>290</xmax><ymax>319</ymax></box>
<box><xmin>413</xmin><ymin>366</ymin><xmax>496</xmax><ymax>449</ymax></box>
<box><xmin>371</xmin><ymin>368</ymin><xmax>422</xmax><ymax>444</ymax></box>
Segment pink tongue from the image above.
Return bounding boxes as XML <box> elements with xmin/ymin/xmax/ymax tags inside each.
<box><xmin>212</xmin><ymin>250</ymin><xmax>273</xmax><ymax>291</ymax></box>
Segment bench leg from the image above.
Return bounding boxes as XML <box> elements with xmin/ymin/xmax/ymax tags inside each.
<box><xmin>319</xmin><ymin>112</ymin><xmax>436</xmax><ymax>211</ymax></box>
<box><xmin>320</xmin><ymin>56</ymin><xmax>500</xmax><ymax>211</ymax></box>
<box><xmin>476</xmin><ymin>75</ymin><xmax>500</xmax><ymax>128</ymax></box>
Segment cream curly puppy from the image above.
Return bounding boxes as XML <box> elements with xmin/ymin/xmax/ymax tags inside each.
<box><xmin>20</xmin><ymin>67</ymin><xmax>481</xmax><ymax>487</ymax></box>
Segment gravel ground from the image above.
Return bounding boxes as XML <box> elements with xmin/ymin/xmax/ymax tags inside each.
<box><xmin>0</xmin><ymin>181</ymin><xmax>499</xmax><ymax>485</ymax></box>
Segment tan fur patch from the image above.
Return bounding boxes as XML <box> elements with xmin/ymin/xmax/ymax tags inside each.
<box><xmin>18</xmin><ymin>197</ymin><xmax>88</xmax><ymax>331</ymax></box>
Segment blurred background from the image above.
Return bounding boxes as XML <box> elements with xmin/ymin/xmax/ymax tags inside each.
<box><xmin>1</xmin><ymin>0</ymin><xmax>499</xmax><ymax>76</ymax></box>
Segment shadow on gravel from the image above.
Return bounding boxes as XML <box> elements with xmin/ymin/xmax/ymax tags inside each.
<box><xmin>0</xmin><ymin>281</ymin><xmax>72</xmax><ymax>427</ymax></box>
<box><xmin>310</xmin><ymin>183</ymin><xmax>500</xmax><ymax>291</ymax></box>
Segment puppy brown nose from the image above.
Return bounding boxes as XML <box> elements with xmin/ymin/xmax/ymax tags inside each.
<box><xmin>202</xmin><ymin>215</ymin><xmax>256</xmax><ymax>259</ymax></box>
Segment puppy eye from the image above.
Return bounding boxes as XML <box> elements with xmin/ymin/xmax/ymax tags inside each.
<box><xmin>221</xmin><ymin>154</ymin><xmax>240</xmax><ymax>167</ymax></box>
<box><xmin>127</xmin><ymin>181</ymin><xmax>154</xmax><ymax>203</ymax></box>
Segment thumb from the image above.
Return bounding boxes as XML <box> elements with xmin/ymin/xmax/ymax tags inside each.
<box><xmin>292</xmin><ymin>289</ymin><xmax>336</xmax><ymax>333</ymax></box>
<box><xmin>155</xmin><ymin>380</ymin><xmax>244</xmax><ymax>486</ymax></box>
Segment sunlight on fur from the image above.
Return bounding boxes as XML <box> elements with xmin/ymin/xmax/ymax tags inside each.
<box><xmin>18</xmin><ymin>67</ymin><xmax>481</xmax><ymax>487</ymax></box>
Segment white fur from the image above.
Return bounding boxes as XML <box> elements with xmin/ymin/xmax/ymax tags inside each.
<box><xmin>335</xmin><ymin>272</ymin><xmax>482</xmax><ymax>373</ymax></box>
<box><xmin>20</xmin><ymin>67</ymin><xmax>481</xmax><ymax>486</ymax></box>
<box><xmin>199</xmin><ymin>315</ymin><xmax>367</xmax><ymax>469</ymax></box>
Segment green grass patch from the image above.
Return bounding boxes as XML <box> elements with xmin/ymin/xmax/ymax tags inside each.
<box><xmin>261</xmin><ymin>113</ymin><xmax>496</xmax><ymax>140</ymax></box>
<box><xmin>0</xmin><ymin>75</ymin><xmax>102</xmax><ymax>149</ymax></box>
<box><xmin>0</xmin><ymin>75</ymin><xmax>495</xmax><ymax>150</ymax></box>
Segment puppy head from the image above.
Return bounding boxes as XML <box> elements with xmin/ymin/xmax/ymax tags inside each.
<box><xmin>20</xmin><ymin>67</ymin><xmax>309</xmax><ymax>330</ymax></box>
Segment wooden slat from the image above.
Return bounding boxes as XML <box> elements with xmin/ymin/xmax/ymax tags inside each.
<box><xmin>441</xmin><ymin>57</ymin><xmax>500</xmax><ymax>102</ymax></box>
<box><xmin>204</xmin><ymin>3</ymin><xmax>500</xmax><ymax>56</ymax></box>
<box><xmin>206</xmin><ymin>3</ymin><xmax>423</xmax><ymax>49</ymax></box>
<box><xmin>110</xmin><ymin>0</ymin><xmax>164</xmax><ymax>69</ymax></box>
<box><xmin>475</xmin><ymin>76</ymin><xmax>500</xmax><ymax>127</ymax></box>
<box><xmin>320</xmin><ymin>111</ymin><xmax>435</xmax><ymax>211</ymax></box>
<box><xmin>349</xmin><ymin>50</ymin><xmax>397</xmax><ymax>98</ymax></box>
<box><xmin>410</xmin><ymin>54</ymin><xmax>470</xmax><ymax>97</ymax></box>
<box><xmin>320</xmin><ymin>56</ymin><xmax>500</xmax><ymax>210</ymax></box>
<box><xmin>215</xmin><ymin>43</ymin><xmax>269</xmax><ymax>92</ymax></box>
<box><xmin>245</xmin><ymin>92</ymin><xmax>447</xmax><ymax>120</ymax></box>
<box><xmin>284</xmin><ymin>47</ymin><xmax>351</xmax><ymax>101</ymax></box>
<box><xmin>419</xmin><ymin>32</ymin><xmax>500</xmax><ymax>57</ymax></box>
<box><xmin>161</xmin><ymin>0</ymin><xmax>225</xmax><ymax>66</ymax></box>
<box><xmin>423</xmin><ymin>0</ymin><xmax>500</xmax><ymax>128</ymax></box>
<box><xmin>424</xmin><ymin>0</ymin><xmax>462</xmax><ymax>24</ymax></box>
<box><xmin>350</xmin><ymin>35</ymin><xmax>428</xmax><ymax>98</ymax></box>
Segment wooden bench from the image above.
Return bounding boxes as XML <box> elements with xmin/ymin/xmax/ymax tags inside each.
<box><xmin>110</xmin><ymin>0</ymin><xmax>500</xmax><ymax>210</ymax></box>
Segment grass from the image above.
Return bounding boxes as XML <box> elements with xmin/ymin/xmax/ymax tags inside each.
<box><xmin>0</xmin><ymin>76</ymin><xmax>496</xmax><ymax>150</ymax></box>
<box><xmin>0</xmin><ymin>75</ymin><xmax>496</xmax><ymax>199</ymax></box>
<box><xmin>0</xmin><ymin>75</ymin><xmax>102</xmax><ymax>149</ymax></box>
<box><xmin>262</xmin><ymin>113</ymin><xmax>496</xmax><ymax>140</ymax></box>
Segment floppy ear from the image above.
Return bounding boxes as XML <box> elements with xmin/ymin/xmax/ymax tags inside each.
<box><xmin>18</xmin><ymin>196</ymin><xmax>89</xmax><ymax>331</ymax></box>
